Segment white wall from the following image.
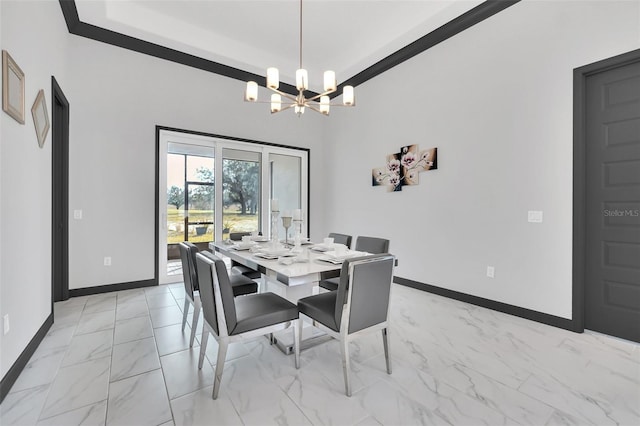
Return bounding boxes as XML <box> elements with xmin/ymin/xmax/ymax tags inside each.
<box><xmin>64</xmin><ymin>31</ymin><xmax>327</xmax><ymax>289</ymax></box>
<box><xmin>0</xmin><ymin>0</ymin><xmax>70</xmax><ymax>378</ymax></box>
<box><xmin>323</xmin><ymin>0</ymin><xmax>640</xmax><ymax>319</ymax></box>
<box><xmin>1</xmin><ymin>0</ymin><xmax>327</xmax><ymax>379</ymax></box>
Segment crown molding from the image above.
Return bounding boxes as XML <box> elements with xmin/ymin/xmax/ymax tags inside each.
<box><xmin>58</xmin><ymin>0</ymin><xmax>520</xmax><ymax>97</ymax></box>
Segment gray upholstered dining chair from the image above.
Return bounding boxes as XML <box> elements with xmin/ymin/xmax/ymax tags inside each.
<box><xmin>178</xmin><ymin>242</ymin><xmax>203</xmax><ymax>348</ymax></box>
<box><xmin>229</xmin><ymin>231</ymin><xmax>261</xmax><ymax>280</ymax></box>
<box><xmin>297</xmin><ymin>253</ymin><xmax>395</xmax><ymax>396</ymax></box>
<box><xmin>195</xmin><ymin>251</ymin><xmax>300</xmax><ymax>399</ymax></box>
<box><xmin>328</xmin><ymin>232</ymin><xmax>352</xmax><ymax>248</ymax></box>
<box><xmin>179</xmin><ymin>242</ymin><xmax>258</xmax><ymax>348</ymax></box>
<box><xmin>319</xmin><ymin>236</ymin><xmax>389</xmax><ymax>291</ymax></box>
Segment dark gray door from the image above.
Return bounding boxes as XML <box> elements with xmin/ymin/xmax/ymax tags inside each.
<box><xmin>584</xmin><ymin>60</ymin><xmax>640</xmax><ymax>342</ymax></box>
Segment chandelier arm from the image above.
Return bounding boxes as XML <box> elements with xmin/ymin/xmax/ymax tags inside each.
<box><xmin>269</xmin><ymin>103</ymin><xmax>298</xmax><ymax>114</ymax></box>
<box><xmin>304</xmin><ymin>104</ymin><xmax>324</xmax><ymax>114</ymax></box>
<box><xmin>244</xmin><ymin>100</ymin><xmax>300</xmax><ymax>105</ymax></box>
<box><xmin>305</xmin><ymin>88</ymin><xmax>337</xmax><ymax>103</ymax></box>
<box><xmin>267</xmin><ymin>86</ymin><xmax>299</xmax><ymax>103</ymax></box>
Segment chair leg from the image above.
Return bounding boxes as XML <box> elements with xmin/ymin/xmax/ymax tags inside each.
<box><xmin>212</xmin><ymin>339</ymin><xmax>228</xmax><ymax>400</ymax></box>
<box><xmin>198</xmin><ymin>329</ymin><xmax>209</xmax><ymax>369</ymax></box>
<box><xmin>382</xmin><ymin>327</ymin><xmax>392</xmax><ymax>374</ymax></box>
<box><xmin>181</xmin><ymin>298</ymin><xmax>190</xmax><ymax>331</ymax></box>
<box><xmin>294</xmin><ymin>318</ymin><xmax>301</xmax><ymax>369</ymax></box>
<box><xmin>189</xmin><ymin>299</ymin><xmax>201</xmax><ymax>348</ymax></box>
<box><xmin>340</xmin><ymin>338</ymin><xmax>352</xmax><ymax>397</ymax></box>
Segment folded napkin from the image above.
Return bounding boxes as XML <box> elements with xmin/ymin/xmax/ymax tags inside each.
<box><xmin>324</xmin><ymin>250</ymin><xmax>367</xmax><ymax>261</ymax></box>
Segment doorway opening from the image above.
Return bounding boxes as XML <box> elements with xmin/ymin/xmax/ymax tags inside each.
<box><xmin>52</xmin><ymin>76</ymin><xmax>69</xmax><ymax>304</ymax></box>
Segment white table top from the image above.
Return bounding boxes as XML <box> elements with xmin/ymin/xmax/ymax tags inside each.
<box><xmin>210</xmin><ymin>241</ymin><xmax>343</xmax><ymax>286</ymax></box>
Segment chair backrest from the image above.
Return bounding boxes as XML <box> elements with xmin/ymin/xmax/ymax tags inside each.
<box><xmin>178</xmin><ymin>242</ymin><xmax>199</xmax><ymax>299</ymax></box>
<box><xmin>355</xmin><ymin>236</ymin><xmax>390</xmax><ymax>254</ymax></box>
<box><xmin>334</xmin><ymin>254</ymin><xmax>395</xmax><ymax>334</ymax></box>
<box><xmin>195</xmin><ymin>252</ymin><xmax>238</xmax><ymax>336</ymax></box>
<box><xmin>229</xmin><ymin>232</ymin><xmax>251</xmax><ymax>241</ymax></box>
<box><xmin>328</xmin><ymin>233</ymin><xmax>353</xmax><ymax>249</ymax></box>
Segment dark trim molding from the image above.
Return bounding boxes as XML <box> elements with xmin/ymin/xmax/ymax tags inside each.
<box><xmin>157</xmin><ymin>126</ymin><xmax>311</xmax><ymax>154</ymax></box>
<box><xmin>57</xmin><ymin>0</ymin><xmax>301</xmax><ymax>97</ymax></box>
<box><xmin>0</xmin><ymin>313</ymin><xmax>53</xmax><ymax>403</ymax></box>
<box><xmin>68</xmin><ymin>279</ymin><xmax>156</xmax><ymax>297</ymax></box>
<box><xmin>394</xmin><ymin>277</ymin><xmax>577</xmax><ymax>331</ymax></box>
<box><xmin>572</xmin><ymin>48</ymin><xmax>640</xmax><ymax>334</ymax></box>
<box><xmin>338</xmin><ymin>0</ymin><xmax>520</xmax><ymax>95</ymax></box>
<box><xmin>155</xmin><ymin>126</ymin><xmax>312</xmax><ymax>284</ymax></box>
<box><xmin>58</xmin><ymin>0</ymin><xmax>519</xmax><ymax>95</ymax></box>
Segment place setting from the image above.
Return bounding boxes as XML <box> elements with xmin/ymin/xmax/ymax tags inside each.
<box><xmin>314</xmin><ymin>238</ymin><xmax>369</xmax><ymax>264</ymax></box>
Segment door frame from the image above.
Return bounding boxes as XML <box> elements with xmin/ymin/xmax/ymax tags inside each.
<box><xmin>155</xmin><ymin>126</ymin><xmax>311</xmax><ymax>285</ymax></box>
<box><xmin>52</xmin><ymin>76</ymin><xmax>70</xmax><ymax>304</ymax></box>
<box><xmin>572</xmin><ymin>48</ymin><xmax>640</xmax><ymax>333</ymax></box>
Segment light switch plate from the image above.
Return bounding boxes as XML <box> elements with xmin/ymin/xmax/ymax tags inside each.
<box><xmin>486</xmin><ymin>266</ymin><xmax>495</xmax><ymax>278</ymax></box>
<box><xmin>73</xmin><ymin>210</ymin><xmax>83</xmax><ymax>220</ymax></box>
<box><xmin>528</xmin><ymin>210</ymin><xmax>543</xmax><ymax>223</ymax></box>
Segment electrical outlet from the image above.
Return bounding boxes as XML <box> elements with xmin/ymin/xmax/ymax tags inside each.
<box><xmin>104</xmin><ymin>257</ymin><xmax>112</xmax><ymax>266</ymax></box>
<box><xmin>3</xmin><ymin>314</ymin><xmax>9</xmax><ymax>335</ymax></box>
<box><xmin>486</xmin><ymin>266</ymin><xmax>495</xmax><ymax>278</ymax></box>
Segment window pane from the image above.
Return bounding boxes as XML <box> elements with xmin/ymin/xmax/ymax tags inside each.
<box><xmin>222</xmin><ymin>149</ymin><xmax>260</xmax><ymax>238</ymax></box>
<box><xmin>187</xmin><ymin>156</ymin><xmax>214</xmax><ymax>182</ymax></box>
<box><xmin>270</xmin><ymin>153</ymin><xmax>301</xmax><ymax>240</ymax></box>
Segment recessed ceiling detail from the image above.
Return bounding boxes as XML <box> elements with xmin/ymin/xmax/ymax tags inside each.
<box><xmin>60</xmin><ymin>0</ymin><xmax>520</xmax><ymax>96</ymax></box>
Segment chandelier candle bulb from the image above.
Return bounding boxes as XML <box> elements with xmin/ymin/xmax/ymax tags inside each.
<box><xmin>267</xmin><ymin>68</ymin><xmax>279</xmax><ymax>89</ymax></box>
<box><xmin>245</xmin><ymin>81</ymin><xmax>258</xmax><ymax>102</ymax></box>
<box><xmin>294</xmin><ymin>105</ymin><xmax>305</xmax><ymax>115</ymax></box>
<box><xmin>320</xmin><ymin>96</ymin><xmax>330</xmax><ymax>115</ymax></box>
<box><xmin>343</xmin><ymin>85</ymin><xmax>355</xmax><ymax>106</ymax></box>
<box><xmin>296</xmin><ymin>69</ymin><xmax>308</xmax><ymax>91</ymax></box>
<box><xmin>270</xmin><ymin>94</ymin><xmax>282</xmax><ymax>113</ymax></box>
<box><xmin>323</xmin><ymin>70</ymin><xmax>336</xmax><ymax>92</ymax></box>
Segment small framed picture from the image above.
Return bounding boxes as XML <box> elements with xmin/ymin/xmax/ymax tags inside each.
<box><xmin>2</xmin><ymin>50</ymin><xmax>25</xmax><ymax>124</ymax></box>
<box><xmin>31</xmin><ymin>89</ymin><xmax>50</xmax><ymax>148</ymax></box>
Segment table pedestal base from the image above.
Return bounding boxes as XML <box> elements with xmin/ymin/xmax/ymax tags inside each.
<box><xmin>261</xmin><ymin>275</ymin><xmax>328</xmax><ymax>354</ymax></box>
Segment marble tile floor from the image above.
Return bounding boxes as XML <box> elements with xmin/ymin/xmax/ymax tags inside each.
<box><xmin>1</xmin><ymin>282</ymin><xmax>639</xmax><ymax>426</ymax></box>
<box><xmin>167</xmin><ymin>261</ymin><xmax>183</xmax><ymax>277</ymax></box>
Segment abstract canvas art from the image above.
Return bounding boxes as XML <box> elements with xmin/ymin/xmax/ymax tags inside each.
<box><xmin>372</xmin><ymin>145</ymin><xmax>437</xmax><ymax>192</ymax></box>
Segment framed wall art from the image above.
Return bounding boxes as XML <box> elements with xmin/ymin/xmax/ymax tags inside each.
<box><xmin>31</xmin><ymin>89</ymin><xmax>50</xmax><ymax>148</ymax></box>
<box><xmin>2</xmin><ymin>50</ymin><xmax>25</xmax><ymax>124</ymax></box>
<box><xmin>372</xmin><ymin>144</ymin><xmax>438</xmax><ymax>192</ymax></box>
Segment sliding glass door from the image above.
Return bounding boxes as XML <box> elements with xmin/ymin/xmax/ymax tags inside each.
<box><xmin>161</xmin><ymin>139</ymin><xmax>215</xmax><ymax>283</ymax></box>
<box><xmin>158</xmin><ymin>129</ymin><xmax>308</xmax><ymax>284</ymax></box>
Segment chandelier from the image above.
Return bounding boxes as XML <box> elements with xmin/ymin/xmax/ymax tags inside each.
<box><xmin>244</xmin><ymin>0</ymin><xmax>355</xmax><ymax>116</ymax></box>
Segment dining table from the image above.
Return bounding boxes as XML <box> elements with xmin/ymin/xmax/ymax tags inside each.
<box><xmin>209</xmin><ymin>239</ymin><xmax>365</xmax><ymax>354</ymax></box>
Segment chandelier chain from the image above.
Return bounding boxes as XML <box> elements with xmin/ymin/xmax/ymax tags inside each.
<box><xmin>299</xmin><ymin>0</ymin><xmax>303</xmax><ymax>70</ymax></box>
